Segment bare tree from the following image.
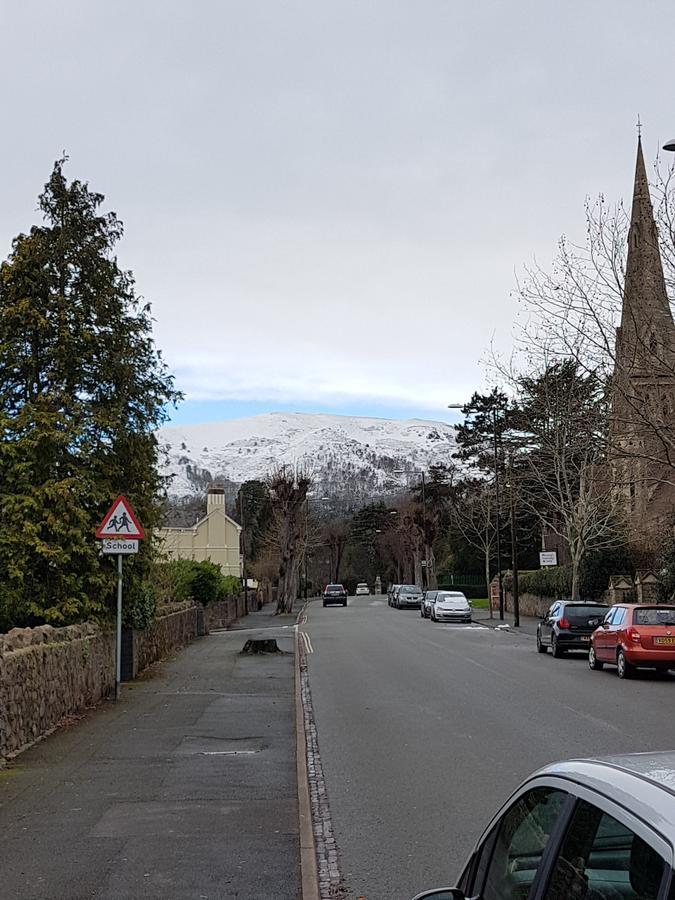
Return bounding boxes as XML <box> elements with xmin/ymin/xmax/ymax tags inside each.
<box><xmin>266</xmin><ymin>466</ymin><xmax>312</xmax><ymax>614</ymax></box>
<box><xmin>511</xmin><ymin>151</ymin><xmax>675</xmax><ymax>490</ymax></box>
<box><xmin>450</xmin><ymin>482</ymin><xmax>497</xmax><ymax>611</ymax></box>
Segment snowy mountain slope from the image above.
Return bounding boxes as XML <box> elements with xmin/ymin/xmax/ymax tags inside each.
<box><xmin>159</xmin><ymin>412</ymin><xmax>457</xmax><ymax>500</ymax></box>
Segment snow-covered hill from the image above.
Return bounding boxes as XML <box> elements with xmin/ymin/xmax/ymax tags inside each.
<box><xmin>159</xmin><ymin>412</ymin><xmax>456</xmax><ymax>501</ymax></box>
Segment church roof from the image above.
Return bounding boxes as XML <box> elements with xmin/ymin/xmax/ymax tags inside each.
<box><xmin>618</xmin><ymin>137</ymin><xmax>675</xmax><ymax>372</ymax></box>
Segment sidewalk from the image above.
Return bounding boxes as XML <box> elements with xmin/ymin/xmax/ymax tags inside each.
<box><xmin>0</xmin><ymin>606</ymin><xmax>300</xmax><ymax>900</ymax></box>
<box><xmin>472</xmin><ymin>607</ymin><xmax>541</xmax><ymax>636</ymax></box>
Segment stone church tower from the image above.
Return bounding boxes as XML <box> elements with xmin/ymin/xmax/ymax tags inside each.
<box><xmin>611</xmin><ymin>137</ymin><xmax>675</xmax><ymax>544</ymax></box>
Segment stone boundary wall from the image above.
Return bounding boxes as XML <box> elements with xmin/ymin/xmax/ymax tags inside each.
<box><xmin>504</xmin><ymin>591</ymin><xmax>551</xmax><ymax>618</ymax></box>
<box><xmin>130</xmin><ymin>605</ymin><xmax>198</xmax><ymax>678</ymax></box>
<box><xmin>203</xmin><ymin>598</ymin><xmax>238</xmax><ymax>631</ymax></box>
<box><xmin>0</xmin><ymin>624</ymin><xmax>115</xmax><ymax>760</ymax></box>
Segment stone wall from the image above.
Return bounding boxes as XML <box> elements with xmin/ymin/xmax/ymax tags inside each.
<box><xmin>130</xmin><ymin>604</ymin><xmax>199</xmax><ymax>678</ymax></box>
<box><xmin>504</xmin><ymin>591</ymin><xmax>551</xmax><ymax>618</ymax></box>
<box><xmin>0</xmin><ymin>623</ymin><xmax>115</xmax><ymax>760</ymax></box>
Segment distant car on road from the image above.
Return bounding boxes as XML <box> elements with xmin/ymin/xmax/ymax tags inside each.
<box><xmin>431</xmin><ymin>591</ymin><xmax>471</xmax><ymax>623</ymax></box>
<box><xmin>355</xmin><ymin>583</ymin><xmax>370</xmax><ymax>596</ymax></box>
<box><xmin>589</xmin><ymin>603</ymin><xmax>675</xmax><ymax>678</ymax></box>
<box><xmin>322</xmin><ymin>584</ymin><xmax>348</xmax><ymax>607</ymax></box>
<box><xmin>536</xmin><ymin>600</ymin><xmax>607</xmax><ymax>658</ymax></box>
<box><xmin>410</xmin><ymin>750</ymin><xmax>675</xmax><ymax>900</ymax></box>
<box><xmin>395</xmin><ymin>584</ymin><xmax>423</xmax><ymax>609</ymax></box>
<box><xmin>420</xmin><ymin>590</ymin><xmax>438</xmax><ymax>618</ymax></box>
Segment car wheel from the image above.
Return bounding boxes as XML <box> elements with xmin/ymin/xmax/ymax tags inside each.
<box><xmin>656</xmin><ymin>667</ymin><xmax>670</xmax><ymax>678</ymax></box>
<box><xmin>343</xmin><ymin>600</ymin><xmax>347</xmax><ymax>607</ymax></box>
<box><xmin>551</xmin><ymin>635</ymin><xmax>565</xmax><ymax>658</ymax></box>
<box><xmin>536</xmin><ymin>631</ymin><xmax>548</xmax><ymax>654</ymax></box>
<box><xmin>617</xmin><ymin>649</ymin><xmax>634</xmax><ymax>679</ymax></box>
<box><xmin>588</xmin><ymin>645</ymin><xmax>603</xmax><ymax>670</ymax></box>
<box><xmin>322</xmin><ymin>602</ymin><xmax>327</xmax><ymax>607</ymax></box>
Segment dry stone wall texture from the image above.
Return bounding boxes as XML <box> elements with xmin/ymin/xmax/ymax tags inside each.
<box><xmin>0</xmin><ymin>624</ymin><xmax>115</xmax><ymax>759</ymax></box>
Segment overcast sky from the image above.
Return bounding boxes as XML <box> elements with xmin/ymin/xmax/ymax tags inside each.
<box><xmin>2</xmin><ymin>1</ymin><xmax>673</xmax><ymax>425</ymax></box>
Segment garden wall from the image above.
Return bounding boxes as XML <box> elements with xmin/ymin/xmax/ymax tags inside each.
<box><xmin>0</xmin><ymin>623</ymin><xmax>115</xmax><ymax>760</ymax></box>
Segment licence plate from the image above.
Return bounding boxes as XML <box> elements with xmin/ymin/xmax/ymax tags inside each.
<box><xmin>655</xmin><ymin>637</ymin><xmax>675</xmax><ymax>645</ymax></box>
<box><xmin>580</xmin><ymin>636</ymin><xmax>590</xmax><ymax>642</ymax></box>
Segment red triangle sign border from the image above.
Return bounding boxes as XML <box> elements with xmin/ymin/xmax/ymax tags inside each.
<box><xmin>96</xmin><ymin>495</ymin><xmax>145</xmax><ymax>539</ymax></box>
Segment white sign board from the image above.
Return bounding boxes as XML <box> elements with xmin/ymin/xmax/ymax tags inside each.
<box><xmin>102</xmin><ymin>539</ymin><xmax>139</xmax><ymax>555</ymax></box>
<box><xmin>540</xmin><ymin>550</ymin><xmax>558</xmax><ymax>567</ymax></box>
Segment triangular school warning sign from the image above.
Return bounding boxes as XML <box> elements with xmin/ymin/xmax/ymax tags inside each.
<box><xmin>96</xmin><ymin>495</ymin><xmax>145</xmax><ymax>540</ymax></box>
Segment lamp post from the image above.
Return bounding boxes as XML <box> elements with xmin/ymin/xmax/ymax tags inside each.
<box><xmin>304</xmin><ymin>496</ymin><xmax>330</xmax><ymax>600</ymax></box>
<box><xmin>448</xmin><ymin>401</ymin><xmax>505</xmax><ymax>621</ymax></box>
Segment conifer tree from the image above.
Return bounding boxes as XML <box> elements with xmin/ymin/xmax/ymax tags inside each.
<box><xmin>0</xmin><ymin>159</ymin><xmax>180</xmax><ymax>629</ymax></box>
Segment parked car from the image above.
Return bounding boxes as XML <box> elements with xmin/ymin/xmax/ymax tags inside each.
<box><xmin>410</xmin><ymin>750</ymin><xmax>675</xmax><ymax>900</ymax></box>
<box><xmin>395</xmin><ymin>584</ymin><xmax>423</xmax><ymax>609</ymax></box>
<box><xmin>420</xmin><ymin>590</ymin><xmax>438</xmax><ymax>618</ymax></box>
<box><xmin>322</xmin><ymin>584</ymin><xmax>348</xmax><ymax>607</ymax></box>
<box><xmin>536</xmin><ymin>600</ymin><xmax>608</xmax><ymax>657</ymax></box>
<box><xmin>388</xmin><ymin>584</ymin><xmax>401</xmax><ymax>607</ymax></box>
<box><xmin>355</xmin><ymin>582</ymin><xmax>370</xmax><ymax>596</ymax></box>
<box><xmin>431</xmin><ymin>591</ymin><xmax>471</xmax><ymax>623</ymax></box>
<box><xmin>589</xmin><ymin>603</ymin><xmax>675</xmax><ymax>678</ymax></box>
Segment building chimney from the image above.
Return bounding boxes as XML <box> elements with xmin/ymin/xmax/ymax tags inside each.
<box><xmin>207</xmin><ymin>484</ymin><xmax>226</xmax><ymax>513</ymax></box>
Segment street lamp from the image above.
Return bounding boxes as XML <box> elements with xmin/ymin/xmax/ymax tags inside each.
<box><xmin>304</xmin><ymin>496</ymin><xmax>330</xmax><ymax>600</ymax></box>
<box><xmin>395</xmin><ymin>469</ymin><xmax>428</xmax><ymax>588</ymax></box>
<box><xmin>448</xmin><ymin>401</ymin><xmax>504</xmax><ymax>621</ymax></box>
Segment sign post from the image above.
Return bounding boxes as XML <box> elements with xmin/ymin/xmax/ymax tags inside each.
<box><xmin>539</xmin><ymin>550</ymin><xmax>558</xmax><ymax>567</ymax></box>
<box><xmin>96</xmin><ymin>496</ymin><xmax>145</xmax><ymax>701</ymax></box>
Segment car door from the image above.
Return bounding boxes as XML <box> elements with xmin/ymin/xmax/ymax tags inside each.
<box><xmin>459</xmin><ymin>785</ymin><xmax>570</xmax><ymax>900</ymax></box>
<box><xmin>595</xmin><ymin>608</ymin><xmax>616</xmax><ymax>660</ymax></box>
<box><xmin>541</xmin><ymin>796</ymin><xmax>669</xmax><ymax>900</ymax></box>
<box><xmin>605</xmin><ymin>606</ymin><xmax>626</xmax><ymax>661</ymax></box>
<box><xmin>542</xmin><ymin>604</ymin><xmax>560</xmax><ymax>646</ymax></box>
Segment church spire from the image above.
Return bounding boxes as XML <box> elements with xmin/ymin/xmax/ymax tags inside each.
<box><xmin>619</xmin><ymin>136</ymin><xmax>675</xmax><ymax>368</ymax></box>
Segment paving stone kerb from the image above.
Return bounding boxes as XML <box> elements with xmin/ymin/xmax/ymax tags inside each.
<box><xmin>1</xmin><ymin>594</ymin><xmax>257</xmax><ymax>761</ymax></box>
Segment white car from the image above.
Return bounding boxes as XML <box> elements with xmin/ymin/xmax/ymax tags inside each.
<box><xmin>355</xmin><ymin>583</ymin><xmax>370</xmax><ymax>596</ymax></box>
<box><xmin>431</xmin><ymin>591</ymin><xmax>472</xmax><ymax>623</ymax></box>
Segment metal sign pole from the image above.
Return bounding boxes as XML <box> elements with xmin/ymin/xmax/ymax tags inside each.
<box><xmin>115</xmin><ymin>553</ymin><xmax>123</xmax><ymax>701</ymax></box>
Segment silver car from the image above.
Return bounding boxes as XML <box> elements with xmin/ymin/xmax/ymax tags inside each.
<box><xmin>431</xmin><ymin>591</ymin><xmax>471</xmax><ymax>623</ymax></box>
<box><xmin>412</xmin><ymin>750</ymin><xmax>675</xmax><ymax>900</ymax></box>
<box><xmin>395</xmin><ymin>584</ymin><xmax>423</xmax><ymax>609</ymax></box>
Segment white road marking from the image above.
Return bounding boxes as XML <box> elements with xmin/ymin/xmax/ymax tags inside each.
<box><xmin>301</xmin><ymin>631</ymin><xmax>314</xmax><ymax>653</ymax></box>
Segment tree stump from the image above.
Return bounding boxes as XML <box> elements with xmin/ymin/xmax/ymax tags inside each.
<box><xmin>240</xmin><ymin>638</ymin><xmax>283</xmax><ymax>655</ymax></box>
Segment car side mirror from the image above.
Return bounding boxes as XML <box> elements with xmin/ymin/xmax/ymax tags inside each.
<box><xmin>411</xmin><ymin>890</ymin><xmax>465</xmax><ymax>900</ymax></box>
<box><xmin>601</xmin><ymin>622</ymin><xmax>609</xmax><ymax>629</ymax></box>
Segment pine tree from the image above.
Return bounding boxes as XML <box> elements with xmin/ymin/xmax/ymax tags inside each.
<box><xmin>0</xmin><ymin>159</ymin><xmax>180</xmax><ymax>629</ymax></box>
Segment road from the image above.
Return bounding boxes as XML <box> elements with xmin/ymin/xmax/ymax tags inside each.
<box><xmin>304</xmin><ymin>594</ymin><xmax>675</xmax><ymax>900</ymax></box>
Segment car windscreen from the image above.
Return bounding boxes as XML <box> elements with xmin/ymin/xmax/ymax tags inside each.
<box><xmin>633</xmin><ymin>607</ymin><xmax>675</xmax><ymax>626</ymax></box>
<box><xmin>437</xmin><ymin>594</ymin><xmax>467</xmax><ymax>604</ymax></box>
<box><xmin>400</xmin><ymin>585</ymin><xmax>420</xmax><ymax>593</ymax></box>
<box><xmin>326</xmin><ymin>585</ymin><xmax>343</xmax><ymax>591</ymax></box>
<box><xmin>565</xmin><ymin>606</ymin><xmax>607</xmax><ymax>625</ymax></box>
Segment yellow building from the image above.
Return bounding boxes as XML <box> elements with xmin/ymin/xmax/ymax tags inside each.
<box><xmin>157</xmin><ymin>487</ymin><xmax>242</xmax><ymax>577</ymax></box>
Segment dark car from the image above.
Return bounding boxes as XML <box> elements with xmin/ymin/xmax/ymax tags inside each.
<box><xmin>322</xmin><ymin>584</ymin><xmax>348</xmax><ymax>607</ymax></box>
<box><xmin>536</xmin><ymin>600</ymin><xmax>607</xmax><ymax>657</ymax></box>
<box><xmin>410</xmin><ymin>751</ymin><xmax>675</xmax><ymax>900</ymax></box>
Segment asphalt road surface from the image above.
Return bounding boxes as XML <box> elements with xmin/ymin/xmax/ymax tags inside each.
<box><xmin>304</xmin><ymin>594</ymin><xmax>675</xmax><ymax>900</ymax></box>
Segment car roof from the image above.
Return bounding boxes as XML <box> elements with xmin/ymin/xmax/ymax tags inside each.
<box><xmin>534</xmin><ymin>752</ymin><xmax>675</xmax><ymax>843</ymax></box>
<box><xmin>611</xmin><ymin>603</ymin><xmax>675</xmax><ymax>609</ymax></box>
<box><xmin>560</xmin><ymin>601</ymin><xmax>608</xmax><ymax>606</ymax></box>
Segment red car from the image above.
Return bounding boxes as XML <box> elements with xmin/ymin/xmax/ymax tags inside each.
<box><xmin>589</xmin><ymin>603</ymin><xmax>675</xmax><ymax>678</ymax></box>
